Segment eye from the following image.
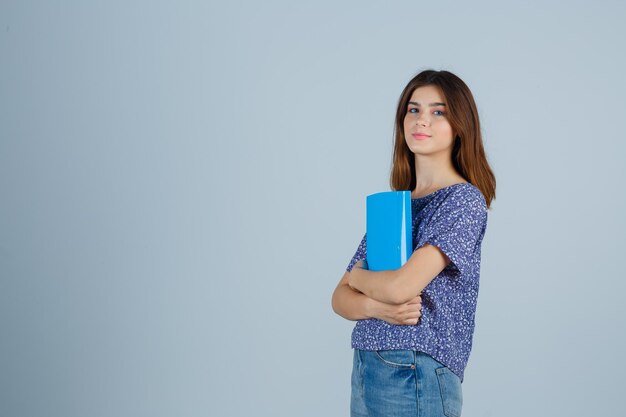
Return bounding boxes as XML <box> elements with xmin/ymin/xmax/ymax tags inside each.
<box><xmin>434</xmin><ymin>110</ymin><xmax>446</xmax><ymax>116</ymax></box>
<box><xmin>408</xmin><ymin>107</ymin><xmax>418</xmax><ymax>113</ymax></box>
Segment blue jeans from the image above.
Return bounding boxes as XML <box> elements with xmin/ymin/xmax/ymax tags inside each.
<box><xmin>351</xmin><ymin>349</ymin><xmax>463</xmax><ymax>417</ymax></box>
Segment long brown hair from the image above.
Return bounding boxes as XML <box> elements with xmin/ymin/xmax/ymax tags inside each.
<box><xmin>390</xmin><ymin>70</ymin><xmax>496</xmax><ymax>208</ymax></box>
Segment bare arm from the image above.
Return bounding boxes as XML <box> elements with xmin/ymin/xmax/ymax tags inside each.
<box><xmin>332</xmin><ymin>271</ymin><xmax>422</xmax><ymax>325</ymax></box>
<box><xmin>348</xmin><ymin>243</ymin><xmax>450</xmax><ymax>305</ymax></box>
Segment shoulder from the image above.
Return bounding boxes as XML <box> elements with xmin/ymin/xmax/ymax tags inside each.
<box><xmin>438</xmin><ymin>183</ymin><xmax>486</xmax><ymax>210</ymax></box>
<box><xmin>430</xmin><ymin>183</ymin><xmax>487</xmax><ymax>224</ymax></box>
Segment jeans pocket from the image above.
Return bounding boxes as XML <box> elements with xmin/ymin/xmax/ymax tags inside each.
<box><xmin>436</xmin><ymin>367</ymin><xmax>463</xmax><ymax>417</ymax></box>
<box><xmin>373</xmin><ymin>349</ymin><xmax>415</xmax><ymax>368</ymax></box>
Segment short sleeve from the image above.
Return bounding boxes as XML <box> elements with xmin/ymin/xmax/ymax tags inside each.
<box><xmin>416</xmin><ymin>189</ymin><xmax>488</xmax><ymax>277</ymax></box>
<box><xmin>346</xmin><ymin>233</ymin><xmax>367</xmax><ymax>272</ymax></box>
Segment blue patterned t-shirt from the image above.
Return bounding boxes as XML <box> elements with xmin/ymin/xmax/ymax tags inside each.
<box><xmin>346</xmin><ymin>182</ymin><xmax>488</xmax><ymax>382</ymax></box>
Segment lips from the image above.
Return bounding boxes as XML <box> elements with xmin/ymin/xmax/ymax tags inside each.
<box><xmin>412</xmin><ymin>133</ymin><xmax>431</xmax><ymax>139</ymax></box>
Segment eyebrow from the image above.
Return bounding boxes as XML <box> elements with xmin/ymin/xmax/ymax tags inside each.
<box><xmin>408</xmin><ymin>101</ymin><xmax>447</xmax><ymax>107</ymax></box>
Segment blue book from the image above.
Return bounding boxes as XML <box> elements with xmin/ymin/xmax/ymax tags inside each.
<box><xmin>366</xmin><ymin>191</ymin><xmax>413</xmax><ymax>271</ymax></box>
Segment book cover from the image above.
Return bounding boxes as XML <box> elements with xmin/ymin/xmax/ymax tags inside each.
<box><xmin>366</xmin><ymin>191</ymin><xmax>413</xmax><ymax>271</ymax></box>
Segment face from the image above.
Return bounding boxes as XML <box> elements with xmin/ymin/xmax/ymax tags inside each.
<box><xmin>403</xmin><ymin>85</ymin><xmax>455</xmax><ymax>156</ymax></box>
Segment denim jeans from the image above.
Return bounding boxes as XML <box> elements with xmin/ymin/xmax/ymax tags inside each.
<box><xmin>351</xmin><ymin>349</ymin><xmax>463</xmax><ymax>417</ymax></box>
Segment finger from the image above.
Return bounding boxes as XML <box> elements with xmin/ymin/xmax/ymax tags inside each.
<box><xmin>406</xmin><ymin>303</ymin><xmax>421</xmax><ymax>312</ymax></box>
<box><xmin>401</xmin><ymin>307</ymin><xmax>421</xmax><ymax>318</ymax></box>
<box><xmin>405</xmin><ymin>314</ymin><xmax>420</xmax><ymax>324</ymax></box>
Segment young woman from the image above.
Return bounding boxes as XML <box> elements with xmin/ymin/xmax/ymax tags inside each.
<box><xmin>331</xmin><ymin>69</ymin><xmax>495</xmax><ymax>417</ymax></box>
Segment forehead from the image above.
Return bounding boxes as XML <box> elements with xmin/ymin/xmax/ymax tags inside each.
<box><xmin>409</xmin><ymin>85</ymin><xmax>445</xmax><ymax>103</ymax></box>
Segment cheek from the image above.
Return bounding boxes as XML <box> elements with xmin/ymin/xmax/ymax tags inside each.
<box><xmin>403</xmin><ymin>115</ymin><xmax>412</xmax><ymax>131</ymax></box>
<box><xmin>436</xmin><ymin>120</ymin><xmax>453</xmax><ymax>136</ymax></box>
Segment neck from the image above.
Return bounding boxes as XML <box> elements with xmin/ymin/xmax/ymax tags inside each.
<box><xmin>412</xmin><ymin>151</ymin><xmax>464</xmax><ymax>191</ymax></box>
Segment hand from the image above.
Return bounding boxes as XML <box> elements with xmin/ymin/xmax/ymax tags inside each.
<box><xmin>371</xmin><ymin>294</ymin><xmax>423</xmax><ymax>326</ymax></box>
<box><xmin>348</xmin><ymin>260</ymin><xmax>368</xmax><ymax>291</ymax></box>
<box><xmin>354</xmin><ymin>260</ymin><xmax>367</xmax><ymax>270</ymax></box>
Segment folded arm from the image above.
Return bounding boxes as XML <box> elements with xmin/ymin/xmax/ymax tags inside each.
<box><xmin>348</xmin><ymin>243</ymin><xmax>450</xmax><ymax>304</ymax></box>
<box><xmin>331</xmin><ymin>271</ymin><xmax>422</xmax><ymax>325</ymax></box>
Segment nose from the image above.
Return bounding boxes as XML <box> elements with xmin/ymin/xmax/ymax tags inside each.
<box><xmin>416</xmin><ymin>114</ymin><xmax>429</xmax><ymax>127</ymax></box>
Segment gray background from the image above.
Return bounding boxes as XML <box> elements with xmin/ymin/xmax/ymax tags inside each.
<box><xmin>1</xmin><ymin>1</ymin><xmax>625</xmax><ymax>416</ymax></box>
